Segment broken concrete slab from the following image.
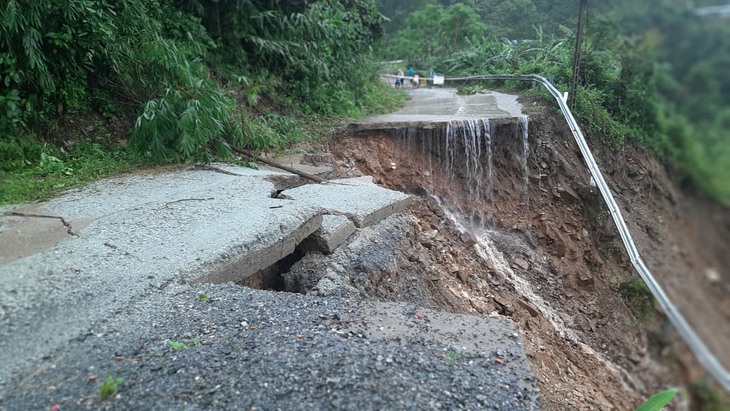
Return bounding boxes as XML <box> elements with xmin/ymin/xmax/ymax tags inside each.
<box><xmin>0</xmin><ymin>165</ymin><xmax>322</xmax><ymax>383</ymax></box>
<box><xmin>299</xmin><ymin>214</ymin><xmax>356</xmax><ymax>254</ymax></box>
<box><xmin>280</xmin><ymin>177</ymin><xmax>411</xmax><ymax>228</ymax></box>
<box><xmin>197</xmin><ymin>212</ymin><xmax>323</xmax><ymax>284</ymax></box>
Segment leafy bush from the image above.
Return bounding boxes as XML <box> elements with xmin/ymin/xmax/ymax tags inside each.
<box><xmin>1</xmin><ymin>0</ymin><xmax>395</xmax><ymax>166</ymax></box>
<box><xmin>573</xmin><ymin>87</ymin><xmax>630</xmax><ymax>150</ymax></box>
<box><xmin>128</xmin><ymin>46</ymin><xmax>236</xmax><ymax>163</ymax></box>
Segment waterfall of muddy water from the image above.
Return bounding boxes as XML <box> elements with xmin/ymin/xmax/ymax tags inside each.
<box><xmin>519</xmin><ymin>116</ymin><xmax>530</xmax><ymax>213</ymax></box>
<box><xmin>441</xmin><ymin>119</ymin><xmax>494</xmax><ymax>227</ymax></box>
<box><xmin>396</xmin><ymin>120</ymin><xmax>630</xmax><ymax>383</ymax></box>
<box><xmin>431</xmin><ymin>195</ymin><xmax>570</xmax><ymax>334</ymax></box>
<box><xmin>445</xmin><ymin>121</ymin><xmax>457</xmax><ymax>185</ymax></box>
<box><xmin>484</xmin><ymin>120</ymin><xmax>494</xmax><ymax>225</ymax></box>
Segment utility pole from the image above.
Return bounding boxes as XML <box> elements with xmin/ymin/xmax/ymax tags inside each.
<box><xmin>570</xmin><ymin>0</ymin><xmax>588</xmax><ymax>109</ymax></box>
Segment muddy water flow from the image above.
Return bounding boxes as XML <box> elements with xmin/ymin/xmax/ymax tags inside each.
<box><xmin>397</xmin><ymin>117</ymin><xmax>632</xmax><ymax>387</ymax></box>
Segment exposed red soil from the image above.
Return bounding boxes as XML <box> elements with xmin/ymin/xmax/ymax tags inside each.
<box><xmin>328</xmin><ymin>110</ymin><xmax>730</xmax><ymax>410</ymax></box>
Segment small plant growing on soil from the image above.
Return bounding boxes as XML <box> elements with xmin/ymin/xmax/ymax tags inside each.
<box><xmin>198</xmin><ymin>293</ymin><xmax>209</xmax><ymax>301</ymax></box>
<box><xmin>98</xmin><ymin>376</ymin><xmax>124</xmax><ymax>400</ymax></box>
<box><xmin>616</xmin><ymin>279</ymin><xmax>654</xmax><ymax>322</ymax></box>
<box><xmin>168</xmin><ymin>338</ymin><xmax>201</xmax><ymax>350</ymax></box>
<box><xmin>635</xmin><ymin>387</ymin><xmax>678</xmax><ymax>411</ymax></box>
<box><xmin>444</xmin><ymin>350</ymin><xmax>466</xmax><ymax>365</ymax></box>
<box><xmin>691</xmin><ymin>381</ymin><xmax>730</xmax><ymax>411</ymax></box>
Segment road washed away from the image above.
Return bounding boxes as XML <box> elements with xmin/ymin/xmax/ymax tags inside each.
<box><xmin>0</xmin><ymin>164</ymin><xmax>539</xmax><ymax>410</ymax></box>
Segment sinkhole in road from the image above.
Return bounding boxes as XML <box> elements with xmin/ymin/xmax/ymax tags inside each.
<box><xmin>236</xmin><ymin>247</ymin><xmax>306</xmax><ymax>291</ymax></box>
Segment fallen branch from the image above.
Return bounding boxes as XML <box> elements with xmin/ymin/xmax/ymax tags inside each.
<box><xmin>231</xmin><ymin>146</ymin><xmax>328</xmax><ymax>184</ymax></box>
<box><xmin>193</xmin><ymin>164</ymin><xmax>243</xmax><ymax>176</ymax></box>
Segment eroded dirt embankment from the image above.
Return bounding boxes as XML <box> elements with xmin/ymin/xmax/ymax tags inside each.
<box><xmin>323</xmin><ymin>110</ymin><xmax>730</xmax><ymax>410</ymax></box>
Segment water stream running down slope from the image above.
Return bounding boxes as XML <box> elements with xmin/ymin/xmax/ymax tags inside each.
<box><xmin>396</xmin><ymin>117</ymin><xmax>531</xmax><ymax>228</ymax></box>
<box><xmin>423</xmin><ymin>117</ymin><xmax>573</xmax><ymax>340</ymax></box>
<box><xmin>424</xmin><ymin>118</ymin><xmax>635</xmax><ymax>393</ymax></box>
<box><xmin>519</xmin><ymin>116</ymin><xmax>530</xmax><ymax>213</ymax></box>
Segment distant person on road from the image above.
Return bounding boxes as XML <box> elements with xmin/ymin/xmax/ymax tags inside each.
<box><xmin>395</xmin><ymin>69</ymin><xmax>404</xmax><ymax>88</ymax></box>
<box><xmin>406</xmin><ymin>67</ymin><xmax>419</xmax><ymax>87</ymax></box>
<box><xmin>428</xmin><ymin>69</ymin><xmax>436</xmax><ymax>88</ymax></box>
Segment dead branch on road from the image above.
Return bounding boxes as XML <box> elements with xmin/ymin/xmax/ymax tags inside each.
<box><xmin>231</xmin><ymin>146</ymin><xmax>329</xmax><ymax>184</ymax></box>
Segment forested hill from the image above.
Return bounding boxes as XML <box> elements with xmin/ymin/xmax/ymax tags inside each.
<box><xmin>1</xmin><ymin>1</ymin><xmax>728</xmax><ymax>206</ymax></box>
<box><xmin>378</xmin><ymin>0</ymin><xmax>730</xmax><ymax>204</ymax></box>
<box><xmin>0</xmin><ymin>0</ymin><xmax>399</xmax><ymax>202</ymax></box>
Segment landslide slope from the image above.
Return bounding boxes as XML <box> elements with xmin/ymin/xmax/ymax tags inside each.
<box><xmin>327</xmin><ymin>107</ymin><xmax>730</xmax><ymax>410</ymax></box>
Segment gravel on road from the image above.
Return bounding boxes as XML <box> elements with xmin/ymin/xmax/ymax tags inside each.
<box><xmin>0</xmin><ymin>283</ymin><xmax>539</xmax><ymax>410</ymax></box>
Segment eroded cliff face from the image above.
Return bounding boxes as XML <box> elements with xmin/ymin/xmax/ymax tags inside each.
<box><xmin>317</xmin><ymin>110</ymin><xmax>730</xmax><ymax>410</ymax></box>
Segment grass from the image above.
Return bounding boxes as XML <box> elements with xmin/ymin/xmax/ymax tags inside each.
<box><xmin>635</xmin><ymin>387</ymin><xmax>678</xmax><ymax>411</ymax></box>
<box><xmin>0</xmin><ymin>139</ymin><xmax>145</xmax><ymax>205</ymax></box>
<box><xmin>444</xmin><ymin>350</ymin><xmax>466</xmax><ymax>365</ymax></box>
<box><xmin>691</xmin><ymin>381</ymin><xmax>730</xmax><ymax>411</ymax></box>
<box><xmin>168</xmin><ymin>338</ymin><xmax>201</xmax><ymax>350</ymax></box>
<box><xmin>98</xmin><ymin>376</ymin><xmax>124</xmax><ymax>400</ymax></box>
<box><xmin>360</xmin><ymin>80</ymin><xmax>408</xmax><ymax>117</ymax></box>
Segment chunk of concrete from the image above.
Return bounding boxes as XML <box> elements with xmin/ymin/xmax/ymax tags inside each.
<box><xmin>198</xmin><ymin>212</ymin><xmax>323</xmax><ymax>284</ymax></box>
<box><xmin>280</xmin><ymin>178</ymin><xmax>411</xmax><ymax>228</ymax></box>
<box><xmin>299</xmin><ymin>214</ymin><xmax>356</xmax><ymax>254</ymax></box>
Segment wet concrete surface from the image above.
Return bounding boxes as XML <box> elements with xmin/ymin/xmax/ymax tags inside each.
<box><xmin>351</xmin><ymin>88</ymin><xmax>524</xmax><ymax>131</ymax></box>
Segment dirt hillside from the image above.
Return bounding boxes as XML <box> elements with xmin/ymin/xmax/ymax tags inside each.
<box><xmin>320</xmin><ymin>107</ymin><xmax>730</xmax><ymax>410</ymax></box>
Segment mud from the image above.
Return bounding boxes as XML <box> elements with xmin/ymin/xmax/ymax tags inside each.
<box><xmin>315</xmin><ymin>109</ymin><xmax>730</xmax><ymax>410</ymax></box>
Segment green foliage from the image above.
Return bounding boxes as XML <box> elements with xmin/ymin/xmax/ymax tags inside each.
<box><xmin>617</xmin><ymin>279</ymin><xmax>654</xmax><ymax>323</ymax></box>
<box><xmin>444</xmin><ymin>350</ymin><xmax>466</xmax><ymax>365</ymax></box>
<box><xmin>98</xmin><ymin>376</ymin><xmax>124</xmax><ymax>400</ymax></box>
<box><xmin>635</xmin><ymin>388</ymin><xmax>678</xmax><ymax>411</ymax></box>
<box><xmin>573</xmin><ymin>87</ymin><xmax>629</xmax><ymax>150</ymax></box>
<box><xmin>131</xmin><ymin>78</ymin><xmax>236</xmax><ymax>163</ymax></box>
<box><xmin>1</xmin><ymin>0</ymin><xmax>394</xmax><ymax>168</ymax></box>
<box><xmin>360</xmin><ymin>80</ymin><xmax>408</xmax><ymax>116</ymax></box>
<box><xmin>168</xmin><ymin>338</ymin><xmax>200</xmax><ymax>350</ymax></box>
<box><xmin>0</xmin><ymin>138</ymin><xmax>142</xmax><ymax>205</ymax></box>
<box><xmin>691</xmin><ymin>381</ymin><xmax>730</xmax><ymax>411</ymax></box>
<box><xmin>382</xmin><ymin>3</ymin><xmax>485</xmax><ymax>63</ymax></box>
<box><xmin>180</xmin><ymin>0</ymin><xmax>385</xmax><ymax>116</ymax></box>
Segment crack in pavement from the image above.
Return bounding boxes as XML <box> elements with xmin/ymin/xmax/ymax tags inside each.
<box><xmin>3</xmin><ymin>211</ymin><xmax>78</xmax><ymax>236</ymax></box>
